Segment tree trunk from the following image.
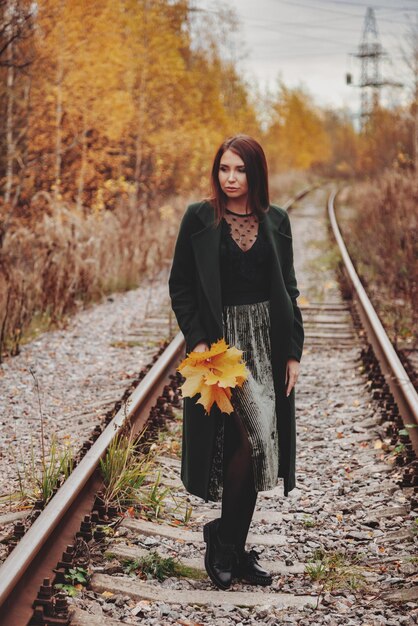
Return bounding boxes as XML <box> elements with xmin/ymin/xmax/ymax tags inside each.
<box><xmin>414</xmin><ymin>28</ymin><xmax>418</xmax><ymax>172</ymax></box>
<box><xmin>133</xmin><ymin>0</ymin><xmax>150</xmax><ymax>207</ymax></box>
<box><xmin>54</xmin><ymin>31</ymin><xmax>64</xmax><ymax>201</ymax></box>
<box><xmin>76</xmin><ymin>111</ymin><xmax>88</xmax><ymax>212</ymax></box>
<box><xmin>54</xmin><ymin>11</ymin><xmax>64</xmax><ymax>201</ymax></box>
<box><xmin>4</xmin><ymin>0</ymin><xmax>14</xmax><ymax>204</ymax></box>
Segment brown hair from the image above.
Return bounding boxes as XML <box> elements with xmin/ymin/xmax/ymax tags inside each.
<box><xmin>210</xmin><ymin>134</ymin><xmax>270</xmax><ymax>225</ymax></box>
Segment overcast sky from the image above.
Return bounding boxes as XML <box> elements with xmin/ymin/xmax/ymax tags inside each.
<box><xmin>193</xmin><ymin>0</ymin><xmax>418</xmax><ymax>121</ymax></box>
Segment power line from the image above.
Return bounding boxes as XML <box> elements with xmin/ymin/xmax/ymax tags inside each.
<box><xmin>239</xmin><ymin>14</ymin><xmax>367</xmax><ymax>32</ymax></box>
<box><xmin>192</xmin><ymin>2</ymin><xmax>410</xmax><ymax>53</ymax></box>
<box><xmin>270</xmin><ymin>0</ymin><xmax>417</xmax><ymax>23</ymax></box>
<box><xmin>243</xmin><ymin>25</ymin><xmax>354</xmax><ymax>46</ymax></box>
<box><xmin>301</xmin><ymin>0</ymin><xmax>418</xmax><ymax>9</ymax></box>
<box><xmin>193</xmin><ymin>2</ymin><xmax>416</xmax><ymax>28</ymax></box>
<box><xmin>239</xmin><ymin>15</ymin><xmax>404</xmax><ymax>35</ymax></box>
<box><xmin>271</xmin><ymin>0</ymin><xmax>362</xmax><ymax>17</ymax></box>
<box><xmin>251</xmin><ymin>51</ymin><xmax>351</xmax><ymax>59</ymax></box>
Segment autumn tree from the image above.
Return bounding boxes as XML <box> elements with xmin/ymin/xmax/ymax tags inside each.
<box><xmin>401</xmin><ymin>18</ymin><xmax>418</xmax><ymax>170</ymax></box>
<box><xmin>0</xmin><ymin>0</ymin><xmax>34</xmax><ymax>212</ymax></box>
<box><xmin>356</xmin><ymin>106</ymin><xmax>413</xmax><ymax>176</ymax></box>
<box><xmin>320</xmin><ymin>108</ymin><xmax>359</xmax><ymax>177</ymax></box>
<box><xmin>264</xmin><ymin>83</ymin><xmax>331</xmax><ymax>172</ymax></box>
<box><xmin>1</xmin><ymin>0</ymin><xmax>260</xmax><ymax>215</ymax></box>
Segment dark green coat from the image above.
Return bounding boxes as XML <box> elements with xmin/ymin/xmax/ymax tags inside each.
<box><xmin>168</xmin><ymin>200</ymin><xmax>304</xmax><ymax>500</ymax></box>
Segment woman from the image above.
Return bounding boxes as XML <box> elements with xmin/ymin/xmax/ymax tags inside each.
<box><xmin>168</xmin><ymin>135</ymin><xmax>304</xmax><ymax>590</ymax></box>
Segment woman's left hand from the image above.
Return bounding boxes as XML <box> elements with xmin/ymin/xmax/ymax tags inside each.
<box><xmin>285</xmin><ymin>358</ymin><xmax>300</xmax><ymax>397</ymax></box>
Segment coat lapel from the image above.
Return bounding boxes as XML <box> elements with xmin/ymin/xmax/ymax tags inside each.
<box><xmin>191</xmin><ymin>202</ymin><xmax>223</xmax><ymax>333</ymax></box>
<box><xmin>263</xmin><ymin>207</ymin><xmax>289</xmax><ymax>270</ymax></box>
<box><xmin>264</xmin><ymin>209</ymin><xmax>280</xmax><ymax>269</ymax></box>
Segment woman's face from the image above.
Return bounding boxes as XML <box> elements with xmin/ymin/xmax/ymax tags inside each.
<box><xmin>218</xmin><ymin>149</ymin><xmax>248</xmax><ymax>202</ymax></box>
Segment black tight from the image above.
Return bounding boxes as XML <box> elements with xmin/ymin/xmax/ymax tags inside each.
<box><xmin>218</xmin><ymin>411</ymin><xmax>258</xmax><ymax>553</ymax></box>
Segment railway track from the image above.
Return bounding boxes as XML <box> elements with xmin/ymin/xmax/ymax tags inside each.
<box><xmin>328</xmin><ymin>189</ymin><xmax>418</xmax><ymax>456</ymax></box>
<box><xmin>0</xmin><ymin>272</ymin><xmax>174</xmax><ymax>563</ymax></box>
<box><xmin>0</xmin><ymin>187</ymin><xmax>417</xmax><ymax>626</ymax></box>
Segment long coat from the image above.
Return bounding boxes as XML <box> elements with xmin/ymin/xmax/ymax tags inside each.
<box><xmin>168</xmin><ymin>200</ymin><xmax>304</xmax><ymax>500</ymax></box>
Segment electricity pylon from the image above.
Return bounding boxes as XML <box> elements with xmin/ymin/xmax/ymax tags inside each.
<box><xmin>347</xmin><ymin>7</ymin><xmax>402</xmax><ymax>130</ymax></box>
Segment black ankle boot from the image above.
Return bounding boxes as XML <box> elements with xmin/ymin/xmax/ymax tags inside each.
<box><xmin>234</xmin><ymin>548</ymin><xmax>273</xmax><ymax>586</ymax></box>
<box><xmin>203</xmin><ymin>519</ymin><xmax>237</xmax><ymax>590</ymax></box>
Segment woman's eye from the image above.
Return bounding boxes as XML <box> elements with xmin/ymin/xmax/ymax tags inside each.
<box><xmin>219</xmin><ymin>166</ymin><xmax>245</xmax><ymax>173</ymax></box>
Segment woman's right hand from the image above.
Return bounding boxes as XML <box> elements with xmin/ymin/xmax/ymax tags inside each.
<box><xmin>193</xmin><ymin>341</ymin><xmax>209</xmax><ymax>352</ymax></box>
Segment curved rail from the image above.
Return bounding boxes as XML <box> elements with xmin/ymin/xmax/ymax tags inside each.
<box><xmin>328</xmin><ymin>189</ymin><xmax>418</xmax><ymax>453</ymax></box>
<box><xmin>282</xmin><ymin>185</ymin><xmax>316</xmax><ymax>211</ymax></box>
<box><xmin>0</xmin><ymin>332</ymin><xmax>185</xmax><ymax>624</ymax></box>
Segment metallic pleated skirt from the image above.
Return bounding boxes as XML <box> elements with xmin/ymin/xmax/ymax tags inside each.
<box><xmin>207</xmin><ymin>300</ymin><xmax>279</xmax><ymax>501</ymax></box>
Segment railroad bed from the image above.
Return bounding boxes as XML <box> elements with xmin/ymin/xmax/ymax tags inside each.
<box><xmin>67</xmin><ymin>188</ymin><xmax>417</xmax><ymax>625</ymax></box>
<box><xmin>0</xmin><ymin>187</ymin><xmax>417</xmax><ymax>625</ymax></box>
<box><xmin>0</xmin><ymin>273</ymin><xmax>172</xmax><ymax>562</ymax></box>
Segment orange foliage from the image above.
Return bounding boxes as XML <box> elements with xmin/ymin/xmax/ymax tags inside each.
<box><xmin>178</xmin><ymin>338</ymin><xmax>248</xmax><ymax>415</ymax></box>
<box><xmin>5</xmin><ymin>0</ymin><xmax>261</xmax><ymax>214</ymax></box>
<box><xmin>264</xmin><ymin>83</ymin><xmax>331</xmax><ymax>172</ymax></box>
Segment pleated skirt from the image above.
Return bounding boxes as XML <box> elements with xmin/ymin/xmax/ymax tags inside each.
<box><xmin>207</xmin><ymin>300</ymin><xmax>279</xmax><ymax>501</ymax></box>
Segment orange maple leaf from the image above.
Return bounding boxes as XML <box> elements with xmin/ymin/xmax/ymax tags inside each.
<box><xmin>177</xmin><ymin>338</ymin><xmax>248</xmax><ymax>415</ymax></box>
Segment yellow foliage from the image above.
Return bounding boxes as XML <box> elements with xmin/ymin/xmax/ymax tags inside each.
<box><xmin>177</xmin><ymin>339</ymin><xmax>248</xmax><ymax>415</ymax></box>
<box><xmin>264</xmin><ymin>83</ymin><xmax>331</xmax><ymax>171</ymax></box>
<box><xmin>25</xmin><ymin>0</ymin><xmax>261</xmax><ymax>207</ymax></box>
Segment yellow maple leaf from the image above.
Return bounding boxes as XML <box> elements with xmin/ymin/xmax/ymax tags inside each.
<box><xmin>179</xmin><ymin>338</ymin><xmax>229</xmax><ymax>368</ymax></box>
<box><xmin>178</xmin><ymin>365</ymin><xmax>207</xmax><ymax>397</ymax></box>
<box><xmin>204</xmin><ymin>360</ymin><xmax>247</xmax><ymax>388</ymax></box>
<box><xmin>196</xmin><ymin>383</ymin><xmax>234</xmax><ymax>414</ymax></box>
<box><xmin>177</xmin><ymin>338</ymin><xmax>248</xmax><ymax>414</ymax></box>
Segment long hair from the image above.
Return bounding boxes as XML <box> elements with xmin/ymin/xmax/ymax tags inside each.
<box><xmin>210</xmin><ymin>134</ymin><xmax>270</xmax><ymax>225</ymax></box>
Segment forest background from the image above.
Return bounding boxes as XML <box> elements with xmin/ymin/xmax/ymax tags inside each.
<box><xmin>0</xmin><ymin>0</ymin><xmax>416</xmax><ymax>359</ymax></box>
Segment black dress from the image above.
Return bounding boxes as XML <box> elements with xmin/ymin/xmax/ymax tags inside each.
<box><xmin>207</xmin><ymin>209</ymin><xmax>279</xmax><ymax>500</ymax></box>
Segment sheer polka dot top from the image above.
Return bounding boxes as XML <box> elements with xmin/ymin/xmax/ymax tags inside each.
<box><xmin>222</xmin><ymin>208</ymin><xmax>259</xmax><ymax>252</ymax></box>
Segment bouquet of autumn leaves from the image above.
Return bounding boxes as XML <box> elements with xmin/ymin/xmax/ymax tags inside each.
<box><xmin>177</xmin><ymin>338</ymin><xmax>248</xmax><ymax>415</ymax></box>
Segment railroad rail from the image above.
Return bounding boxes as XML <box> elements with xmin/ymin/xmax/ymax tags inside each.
<box><xmin>328</xmin><ymin>189</ymin><xmax>418</xmax><ymax>454</ymax></box>
<box><xmin>0</xmin><ymin>334</ymin><xmax>185</xmax><ymax>624</ymax></box>
<box><xmin>0</xmin><ymin>185</ymin><xmax>416</xmax><ymax>624</ymax></box>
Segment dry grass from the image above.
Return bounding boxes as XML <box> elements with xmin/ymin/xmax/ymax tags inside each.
<box><xmin>0</xmin><ymin>196</ymin><xmax>182</xmax><ymax>360</ymax></box>
<box><xmin>339</xmin><ymin>170</ymin><xmax>418</xmax><ymax>347</ymax></box>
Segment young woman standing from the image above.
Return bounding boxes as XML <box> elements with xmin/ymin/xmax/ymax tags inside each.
<box><xmin>168</xmin><ymin>135</ymin><xmax>304</xmax><ymax>590</ymax></box>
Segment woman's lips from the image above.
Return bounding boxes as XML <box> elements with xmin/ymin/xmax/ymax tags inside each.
<box><xmin>225</xmin><ymin>187</ymin><xmax>239</xmax><ymax>191</ymax></box>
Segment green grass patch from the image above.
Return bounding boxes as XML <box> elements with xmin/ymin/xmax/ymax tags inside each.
<box><xmin>302</xmin><ymin>514</ymin><xmax>317</xmax><ymax>528</ymax></box>
<box><xmin>305</xmin><ymin>548</ymin><xmax>367</xmax><ymax>592</ymax></box>
<box><xmin>12</xmin><ymin>434</ymin><xmax>74</xmax><ymax>505</ymax></box>
<box><xmin>123</xmin><ymin>552</ymin><xmax>205</xmax><ymax>581</ymax></box>
<box><xmin>407</xmin><ymin>556</ymin><xmax>418</xmax><ymax>563</ymax></box>
<box><xmin>100</xmin><ymin>430</ymin><xmax>189</xmax><ymax>522</ymax></box>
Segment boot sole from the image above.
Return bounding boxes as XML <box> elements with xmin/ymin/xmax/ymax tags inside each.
<box><xmin>203</xmin><ymin>523</ymin><xmax>231</xmax><ymax>591</ymax></box>
<box><xmin>233</xmin><ymin>565</ymin><xmax>273</xmax><ymax>586</ymax></box>
<box><xmin>236</xmin><ymin>574</ymin><xmax>273</xmax><ymax>586</ymax></box>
